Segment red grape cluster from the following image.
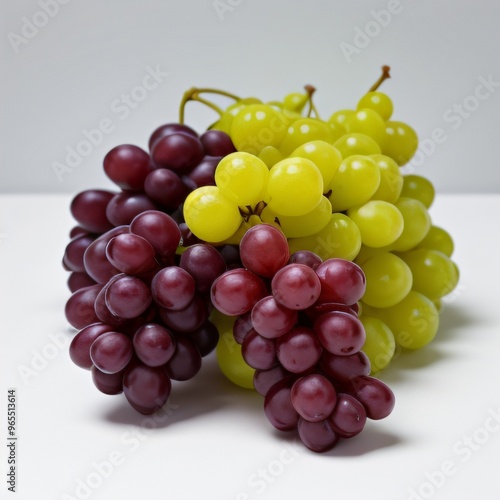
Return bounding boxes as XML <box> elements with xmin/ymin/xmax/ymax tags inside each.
<box><xmin>211</xmin><ymin>224</ymin><xmax>395</xmax><ymax>452</ymax></box>
<box><xmin>63</xmin><ymin>124</ymin><xmax>237</xmax><ymax>414</ymax></box>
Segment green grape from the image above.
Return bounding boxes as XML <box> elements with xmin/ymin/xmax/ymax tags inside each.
<box><xmin>212</xmin><ymin>309</ymin><xmax>255</xmax><ymax>389</ymax></box>
<box><xmin>328</xmin><ymin>109</ymin><xmax>354</xmax><ymax>133</ymax></box>
<box><xmin>212</xmin><ymin>97</ymin><xmax>262</xmax><ymax>134</ymax></box>
<box><xmin>357</xmin><ymin>91</ymin><xmax>393</xmax><ymax>121</ymax></box>
<box><xmin>360</xmin><ymin>252</ymin><xmax>413</xmax><ymax>308</ymax></box>
<box><xmin>327</xmin><ymin>122</ymin><xmax>347</xmax><ymax>143</ymax></box>
<box><xmin>400</xmin><ymin>174</ymin><xmax>435</xmax><ymax>208</ymax></box>
<box><xmin>291</xmin><ymin>140</ymin><xmax>343</xmax><ymax>187</ymax></box>
<box><xmin>347</xmin><ymin>200</ymin><xmax>404</xmax><ymax>248</ymax></box>
<box><xmin>334</xmin><ymin>133</ymin><xmax>382</xmax><ymax>158</ymax></box>
<box><xmin>258</xmin><ymin>145</ymin><xmax>283</xmax><ymax>168</ymax></box>
<box><xmin>382</xmin><ymin>291</ymin><xmax>439</xmax><ymax>349</ymax></box>
<box><xmin>415</xmin><ymin>225</ymin><xmax>454</xmax><ymax>257</ymax></box>
<box><xmin>328</xmin><ymin>155</ymin><xmax>381</xmax><ymax>212</ymax></box>
<box><xmin>215</xmin><ymin>152</ymin><xmax>269</xmax><ymax>206</ymax></box>
<box><xmin>230</xmin><ymin>104</ymin><xmax>289</xmax><ymax>155</ymax></box>
<box><xmin>360</xmin><ymin>315</ymin><xmax>396</xmax><ymax>374</ymax></box>
<box><xmin>369</xmin><ymin>154</ymin><xmax>403</xmax><ymax>203</ymax></box>
<box><xmin>354</xmin><ymin>244</ymin><xmax>386</xmax><ymax>265</ymax></box>
<box><xmin>288</xmin><ymin>212</ymin><xmax>361</xmax><ymax>261</ymax></box>
<box><xmin>183</xmin><ymin>185</ymin><xmax>242</xmax><ymax>243</ymax></box>
<box><xmin>344</xmin><ymin>108</ymin><xmax>387</xmax><ymax>147</ymax></box>
<box><xmin>390</xmin><ymin>197</ymin><xmax>431</xmax><ymax>252</ymax></box>
<box><xmin>266</xmin><ymin>157</ymin><xmax>323</xmax><ymax>216</ymax></box>
<box><xmin>261</xmin><ymin>196</ymin><xmax>332</xmax><ymax>238</ymax></box>
<box><xmin>381</xmin><ymin>121</ymin><xmax>418</xmax><ymax>166</ymax></box>
<box><xmin>278</xmin><ymin>117</ymin><xmax>335</xmax><ymax>156</ymax></box>
<box><xmin>283</xmin><ymin>92</ymin><xmax>308</xmax><ymax>114</ymax></box>
<box><xmin>398</xmin><ymin>248</ymin><xmax>459</xmax><ymax>300</ymax></box>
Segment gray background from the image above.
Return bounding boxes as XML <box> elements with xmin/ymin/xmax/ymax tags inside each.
<box><xmin>1</xmin><ymin>0</ymin><xmax>499</xmax><ymax>194</ymax></box>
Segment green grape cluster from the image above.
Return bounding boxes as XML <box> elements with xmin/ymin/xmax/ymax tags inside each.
<box><xmin>182</xmin><ymin>66</ymin><xmax>459</xmax><ymax>375</ymax></box>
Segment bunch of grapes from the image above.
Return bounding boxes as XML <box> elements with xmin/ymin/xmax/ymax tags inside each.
<box><xmin>61</xmin><ymin>65</ymin><xmax>459</xmax><ymax>452</ymax></box>
<box><xmin>63</xmin><ymin>125</ymin><xmax>239</xmax><ymax>414</ymax></box>
<box><xmin>211</xmin><ymin>224</ymin><xmax>394</xmax><ymax>452</ymax></box>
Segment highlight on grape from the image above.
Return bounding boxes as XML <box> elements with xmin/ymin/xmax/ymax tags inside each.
<box><xmin>62</xmin><ymin>65</ymin><xmax>460</xmax><ymax>452</ymax></box>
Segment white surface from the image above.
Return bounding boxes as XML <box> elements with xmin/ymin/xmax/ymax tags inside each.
<box><xmin>1</xmin><ymin>0</ymin><xmax>500</xmax><ymax>195</ymax></box>
<box><xmin>1</xmin><ymin>193</ymin><xmax>500</xmax><ymax>500</ymax></box>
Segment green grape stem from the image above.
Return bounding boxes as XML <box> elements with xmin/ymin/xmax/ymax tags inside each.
<box><xmin>304</xmin><ymin>84</ymin><xmax>321</xmax><ymax>119</ymax></box>
<box><xmin>368</xmin><ymin>65</ymin><xmax>391</xmax><ymax>92</ymax></box>
<box><xmin>178</xmin><ymin>87</ymin><xmax>242</xmax><ymax>124</ymax></box>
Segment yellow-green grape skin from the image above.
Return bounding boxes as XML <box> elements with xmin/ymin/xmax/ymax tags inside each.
<box><xmin>344</xmin><ymin>108</ymin><xmax>387</xmax><ymax>147</ymax></box>
<box><xmin>215</xmin><ymin>152</ymin><xmax>269</xmax><ymax>206</ymax></box>
<box><xmin>211</xmin><ymin>97</ymin><xmax>262</xmax><ymax>134</ymax></box>
<box><xmin>266</xmin><ymin>157</ymin><xmax>323</xmax><ymax>216</ymax></box>
<box><xmin>360</xmin><ymin>315</ymin><xmax>396</xmax><ymax>374</ymax></box>
<box><xmin>347</xmin><ymin>200</ymin><xmax>404</xmax><ymax>248</ymax></box>
<box><xmin>183</xmin><ymin>185</ymin><xmax>242</xmax><ymax>243</ymax></box>
<box><xmin>230</xmin><ymin>104</ymin><xmax>289</xmax><ymax>155</ymax></box>
<box><xmin>211</xmin><ymin>310</ymin><xmax>255</xmax><ymax>389</ymax></box>
<box><xmin>382</xmin><ymin>291</ymin><xmax>439</xmax><ymax>350</ymax></box>
<box><xmin>369</xmin><ymin>154</ymin><xmax>403</xmax><ymax>203</ymax></box>
<box><xmin>288</xmin><ymin>212</ymin><xmax>361</xmax><ymax>262</ymax></box>
<box><xmin>354</xmin><ymin>244</ymin><xmax>387</xmax><ymax>265</ymax></box>
<box><xmin>290</xmin><ymin>140</ymin><xmax>343</xmax><ymax>188</ymax></box>
<box><xmin>278</xmin><ymin>118</ymin><xmax>335</xmax><ymax>156</ymax></box>
<box><xmin>390</xmin><ymin>197</ymin><xmax>431</xmax><ymax>252</ymax></box>
<box><xmin>400</xmin><ymin>174</ymin><xmax>435</xmax><ymax>208</ymax></box>
<box><xmin>360</xmin><ymin>252</ymin><xmax>413</xmax><ymax>308</ymax></box>
<box><xmin>398</xmin><ymin>249</ymin><xmax>459</xmax><ymax>300</ymax></box>
<box><xmin>415</xmin><ymin>225</ymin><xmax>454</xmax><ymax>257</ymax></box>
<box><xmin>258</xmin><ymin>146</ymin><xmax>283</xmax><ymax>168</ymax></box>
<box><xmin>282</xmin><ymin>92</ymin><xmax>309</xmax><ymax>114</ymax></box>
<box><xmin>328</xmin><ymin>155</ymin><xmax>381</xmax><ymax>212</ymax></box>
<box><xmin>381</xmin><ymin>121</ymin><xmax>418</xmax><ymax>166</ymax></box>
<box><xmin>334</xmin><ymin>133</ymin><xmax>382</xmax><ymax>158</ymax></box>
<box><xmin>357</xmin><ymin>91</ymin><xmax>393</xmax><ymax>121</ymax></box>
<box><xmin>261</xmin><ymin>196</ymin><xmax>332</xmax><ymax>238</ymax></box>
<box><xmin>328</xmin><ymin>109</ymin><xmax>355</xmax><ymax>133</ymax></box>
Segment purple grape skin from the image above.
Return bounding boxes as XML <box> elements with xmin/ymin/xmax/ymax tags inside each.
<box><xmin>67</xmin><ymin>272</ymin><xmax>96</xmax><ymax>293</ymax></box>
<box><xmin>263</xmin><ymin>377</ymin><xmax>299</xmax><ymax>431</ymax></box>
<box><xmin>329</xmin><ymin>393</ymin><xmax>367</xmax><ymax>438</ymax></box>
<box><xmin>123</xmin><ymin>363</ymin><xmax>172</xmax><ymax>414</ymax></box>
<box><xmin>83</xmin><ymin>225</ymin><xmax>129</xmax><ymax>284</ymax></box>
<box><xmin>165</xmin><ymin>336</ymin><xmax>202</xmax><ymax>381</ymax></box>
<box><xmin>106</xmin><ymin>192</ymin><xmax>157</xmax><ymax>226</ymax></box>
<box><xmin>186</xmin><ymin>156</ymin><xmax>220</xmax><ymax>187</ymax></box>
<box><xmin>199</xmin><ymin>129</ymin><xmax>236</xmax><ymax>156</ymax></box>
<box><xmin>233</xmin><ymin>312</ymin><xmax>253</xmax><ymax>344</ymax></box>
<box><xmin>133</xmin><ymin>323</ymin><xmax>176</xmax><ymax>367</ymax></box>
<box><xmin>70</xmin><ymin>189</ymin><xmax>115</xmax><ymax>234</ymax></box>
<box><xmin>297</xmin><ymin>418</ymin><xmax>339</xmax><ymax>453</ymax></box>
<box><xmin>91</xmin><ymin>365</ymin><xmax>125</xmax><ymax>395</ymax></box>
<box><xmin>144</xmin><ymin>168</ymin><xmax>188</xmax><ymax>209</ymax></box>
<box><xmin>348</xmin><ymin>375</ymin><xmax>395</xmax><ymax>420</ymax></box>
<box><xmin>151</xmin><ymin>266</ymin><xmax>196</xmax><ymax>311</ymax></box>
<box><xmin>290</xmin><ymin>374</ymin><xmax>337</xmax><ymax>423</ymax></box>
<box><xmin>90</xmin><ymin>331</ymin><xmax>133</xmax><ymax>374</ymax></box>
<box><xmin>105</xmin><ymin>275</ymin><xmax>152</xmax><ymax>319</ymax></box>
<box><xmin>253</xmin><ymin>365</ymin><xmax>291</xmax><ymax>397</ymax></box>
<box><xmin>94</xmin><ymin>285</ymin><xmax>129</xmax><ymax>328</ymax></box>
<box><xmin>63</xmin><ymin>234</ymin><xmax>95</xmax><ymax>273</ymax></box>
<box><xmin>151</xmin><ymin>132</ymin><xmax>204</xmax><ymax>173</ymax></box>
<box><xmin>65</xmin><ymin>284</ymin><xmax>102</xmax><ymax>330</ymax></box>
<box><xmin>188</xmin><ymin>321</ymin><xmax>219</xmax><ymax>357</ymax></box>
<box><xmin>288</xmin><ymin>250</ymin><xmax>322</xmax><ymax>270</ymax></box>
<box><xmin>241</xmin><ymin>330</ymin><xmax>276</xmax><ymax>370</ymax></box>
<box><xmin>148</xmin><ymin>123</ymin><xmax>198</xmax><ymax>152</ymax></box>
<box><xmin>69</xmin><ymin>322</ymin><xmax>115</xmax><ymax>369</ymax></box>
<box><xmin>179</xmin><ymin>244</ymin><xmax>227</xmax><ymax>294</ymax></box>
<box><xmin>157</xmin><ymin>293</ymin><xmax>208</xmax><ymax>333</ymax></box>
<box><xmin>103</xmin><ymin>144</ymin><xmax>152</xmax><ymax>191</ymax></box>
<box><xmin>319</xmin><ymin>350</ymin><xmax>371</xmax><ymax>384</ymax></box>
<box><xmin>105</xmin><ymin>233</ymin><xmax>157</xmax><ymax>275</ymax></box>
<box><xmin>251</xmin><ymin>296</ymin><xmax>297</xmax><ymax>339</ymax></box>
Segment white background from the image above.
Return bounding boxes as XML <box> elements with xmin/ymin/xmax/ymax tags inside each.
<box><xmin>1</xmin><ymin>2</ymin><xmax>500</xmax><ymax>500</ymax></box>
<box><xmin>1</xmin><ymin>0</ymin><xmax>499</xmax><ymax>194</ymax></box>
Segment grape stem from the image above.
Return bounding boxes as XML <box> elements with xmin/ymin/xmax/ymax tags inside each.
<box><xmin>238</xmin><ymin>200</ymin><xmax>267</xmax><ymax>221</ymax></box>
<box><xmin>368</xmin><ymin>65</ymin><xmax>391</xmax><ymax>92</ymax></box>
<box><xmin>179</xmin><ymin>87</ymin><xmax>242</xmax><ymax>124</ymax></box>
<box><xmin>304</xmin><ymin>84</ymin><xmax>321</xmax><ymax>119</ymax></box>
